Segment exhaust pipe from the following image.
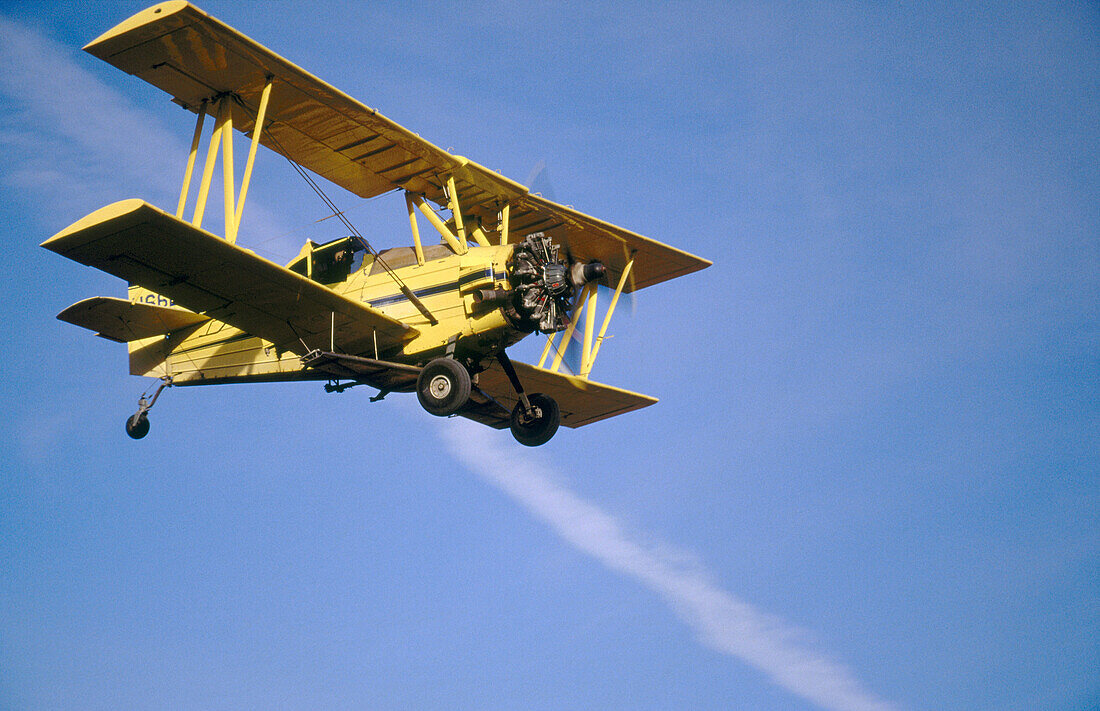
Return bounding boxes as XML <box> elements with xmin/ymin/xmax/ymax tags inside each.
<box><xmin>473</xmin><ymin>288</ymin><xmax>513</xmax><ymax>304</ymax></box>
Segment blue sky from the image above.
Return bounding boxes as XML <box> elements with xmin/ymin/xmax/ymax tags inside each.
<box><xmin>1</xmin><ymin>2</ymin><xmax>1097</xmax><ymax>710</ymax></box>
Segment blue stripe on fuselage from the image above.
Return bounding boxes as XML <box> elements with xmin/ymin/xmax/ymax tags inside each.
<box><xmin>366</xmin><ymin>268</ymin><xmax>502</xmax><ymax>307</ymax></box>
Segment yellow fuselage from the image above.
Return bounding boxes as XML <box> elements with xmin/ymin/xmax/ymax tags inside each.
<box><xmin>128</xmin><ymin>239</ymin><xmax>523</xmax><ymax>385</ymax></box>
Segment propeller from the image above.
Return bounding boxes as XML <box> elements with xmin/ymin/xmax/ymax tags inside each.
<box><xmin>528</xmin><ymin>159</ymin><xmax>634</xmax><ymax>314</ymax></box>
<box><xmin>474</xmin><ymin>162</ymin><xmax>636</xmax><ymax>374</ymax></box>
<box><xmin>525</xmin><ymin>159</ymin><xmax>555</xmax><ymax>200</ymax></box>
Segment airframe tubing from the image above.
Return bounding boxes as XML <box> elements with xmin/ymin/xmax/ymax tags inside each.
<box><xmin>445</xmin><ymin>176</ymin><xmax>469</xmax><ymax>251</ymax></box>
<box><xmin>499</xmin><ymin>203</ymin><xmax>510</xmax><ymax>245</ymax></box>
<box><xmin>446</xmin><ymin>178</ymin><xmax>490</xmax><ymax>248</ymax></box>
<box><xmin>176</xmin><ymin>99</ymin><xmax>207</xmax><ymax>218</ymax></box>
<box><xmin>234</xmin><ymin>78</ymin><xmax>273</xmax><ymax>234</ymax></box>
<box><xmin>405</xmin><ymin>192</ymin><xmax>425</xmax><ymax>265</ymax></box>
<box><xmin>537</xmin><ymin>332</ymin><xmax>557</xmax><ymax>368</ymax></box>
<box><xmin>586</xmin><ymin>256</ymin><xmax>635</xmax><ymax>371</ymax></box>
<box><xmin>221</xmin><ymin>98</ymin><xmax>237</xmax><ymax>242</ymax></box>
<box><xmin>551</xmin><ymin>283</ymin><xmax>592</xmax><ymax>373</ymax></box>
<box><xmin>411</xmin><ymin>194</ymin><xmax>464</xmax><ymax>254</ymax></box>
<box><xmin>580</xmin><ymin>284</ymin><xmax>598</xmax><ymax>378</ymax></box>
<box><xmin>192</xmin><ymin>97</ymin><xmax>226</xmax><ymax>229</ymax></box>
<box><xmin>470</xmin><ymin>225</ymin><xmax>492</xmax><ymax>248</ymax></box>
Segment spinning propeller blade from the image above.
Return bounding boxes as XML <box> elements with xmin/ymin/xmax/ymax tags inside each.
<box><xmin>508</xmin><ymin>161</ymin><xmax>632</xmax><ymax>374</ymax></box>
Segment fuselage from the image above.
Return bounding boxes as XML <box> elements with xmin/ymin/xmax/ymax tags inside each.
<box><xmin>301</xmin><ymin>237</ymin><xmax>526</xmax><ymax>363</ymax></box>
<box><xmin>127</xmin><ymin>237</ymin><xmax>528</xmax><ymax>385</ymax></box>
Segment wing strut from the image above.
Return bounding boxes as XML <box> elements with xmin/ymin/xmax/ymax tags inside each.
<box><xmin>177</xmin><ymin>98</ymin><xmax>207</xmax><ymax>218</ymax></box>
<box><xmin>233</xmin><ymin>78</ymin><xmax>273</xmax><ymax>235</ymax></box>
<box><xmin>584</xmin><ymin>254</ymin><xmax>635</xmax><ymax>376</ymax></box>
<box><xmin>175</xmin><ymin>82</ymin><xmax>273</xmax><ymax>245</ymax></box>
<box><xmin>536</xmin><ymin>253</ymin><xmax>635</xmax><ymax>379</ymax></box>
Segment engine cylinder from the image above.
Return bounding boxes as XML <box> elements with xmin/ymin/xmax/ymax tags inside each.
<box><xmin>503</xmin><ymin>233</ymin><xmax>576</xmax><ymax>334</ymax></box>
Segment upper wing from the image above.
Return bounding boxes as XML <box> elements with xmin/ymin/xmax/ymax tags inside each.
<box><xmin>500</xmin><ymin>193</ymin><xmax>711</xmax><ymax>292</ymax></box>
<box><xmin>83</xmin><ymin>2</ymin><xmax>512</xmax><ymax>212</ymax></box>
<box><xmin>58</xmin><ymin>296</ymin><xmax>209</xmax><ymax>342</ymax></box>
<box><xmin>42</xmin><ymin>199</ymin><xmax>416</xmax><ymax>356</ymax></box>
<box><xmin>462</xmin><ymin>360</ymin><xmax>657</xmax><ymax>430</ymax></box>
<box><xmin>84</xmin><ymin>2</ymin><xmax>710</xmax><ymax>292</ymax></box>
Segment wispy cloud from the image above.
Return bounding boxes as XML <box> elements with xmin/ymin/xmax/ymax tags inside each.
<box><xmin>0</xmin><ymin>13</ymin><xmax>286</xmax><ymax>246</ymax></box>
<box><xmin>443</xmin><ymin>420</ymin><xmax>897</xmax><ymax>711</ymax></box>
<box><xmin>0</xmin><ymin>14</ymin><xmax>180</xmax><ymax>208</ymax></box>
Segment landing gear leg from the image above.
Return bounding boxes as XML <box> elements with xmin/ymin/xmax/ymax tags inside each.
<box><xmin>496</xmin><ymin>350</ymin><xmax>560</xmax><ymax>446</ymax></box>
<box><xmin>125</xmin><ymin>376</ymin><xmax>172</xmax><ymax>440</ymax></box>
<box><xmin>495</xmin><ymin>349</ymin><xmax>532</xmax><ymax>415</ymax></box>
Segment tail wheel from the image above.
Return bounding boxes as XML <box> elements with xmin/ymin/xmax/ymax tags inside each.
<box><xmin>125</xmin><ymin>412</ymin><xmax>150</xmax><ymax>439</ymax></box>
<box><xmin>510</xmin><ymin>393</ymin><xmax>560</xmax><ymax>446</ymax></box>
<box><xmin>417</xmin><ymin>357</ymin><xmax>472</xmax><ymax>416</ymax></box>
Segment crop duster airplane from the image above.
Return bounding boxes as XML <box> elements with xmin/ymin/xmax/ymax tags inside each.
<box><xmin>43</xmin><ymin>2</ymin><xmax>711</xmax><ymax>446</ymax></box>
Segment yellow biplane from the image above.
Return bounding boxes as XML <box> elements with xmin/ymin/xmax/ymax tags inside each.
<box><xmin>43</xmin><ymin>2</ymin><xmax>710</xmax><ymax>446</ymax></box>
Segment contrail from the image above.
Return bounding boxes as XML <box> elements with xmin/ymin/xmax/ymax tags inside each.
<box><xmin>442</xmin><ymin>420</ymin><xmax>898</xmax><ymax>711</ymax></box>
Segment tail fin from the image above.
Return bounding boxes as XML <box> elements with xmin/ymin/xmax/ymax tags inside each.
<box><xmin>125</xmin><ymin>285</ymin><xmax>206</xmax><ymax>377</ymax></box>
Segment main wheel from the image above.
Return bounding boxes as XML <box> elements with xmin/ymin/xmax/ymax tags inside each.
<box><xmin>510</xmin><ymin>393</ymin><xmax>560</xmax><ymax>446</ymax></box>
<box><xmin>125</xmin><ymin>412</ymin><xmax>150</xmax><ymax>439</ymax></box>
<box><xmin>417</xmin><ymin>357</ymin><xmax>472</xmax><ymax>416</ymax></box>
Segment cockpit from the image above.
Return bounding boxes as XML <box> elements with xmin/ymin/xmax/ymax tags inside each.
<box><xmin>286</xmin><ymin>236</ymin><xmax>367</xmax><ymax>285</ymax></box>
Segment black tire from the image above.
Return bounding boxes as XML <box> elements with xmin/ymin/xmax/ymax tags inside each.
<box><xmin>510</xmin><ymin>393</ymin><xmax>560</xmax><ymax>446</ymax></box>
<box><xmin>417</xmin><ymin>357</ymin><xmax>472</xmax><ymax>416</ymax></box>
<box><xmin>125</xmin><ymin>412</ymin><xmax>150</xmax><ymax>440</ymax></box>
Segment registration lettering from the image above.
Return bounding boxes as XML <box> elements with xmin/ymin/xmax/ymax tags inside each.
<box><xmin>133</xmin><ymin>294</ymin><xmax>175</xmax><ymax>308</ymax></box>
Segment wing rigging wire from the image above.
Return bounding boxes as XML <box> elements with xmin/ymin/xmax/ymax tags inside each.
<box><xmin>246</xmin><ymin>189</ymin><xmax>393</xmax><ymax>261</ymax></box>
<box><xmin>260</xmin><ymin>123</ymin><xmax>439</xmax><ymax>325</ymax></box>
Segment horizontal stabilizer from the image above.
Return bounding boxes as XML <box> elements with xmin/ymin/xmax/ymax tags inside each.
<box><xmin>463</xmin><ymin>360</ymin><xmax>657</xmax><ymax>429</ymax></box>
<box><xmin>58</xmin><ymin>296</ymin><xmax>208</xmax><ymax>342</ymax></box>
<box><xmin>42</xmin><ymin>199</ymin><xmax>417</xmax><ymax>356</ymax></box>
